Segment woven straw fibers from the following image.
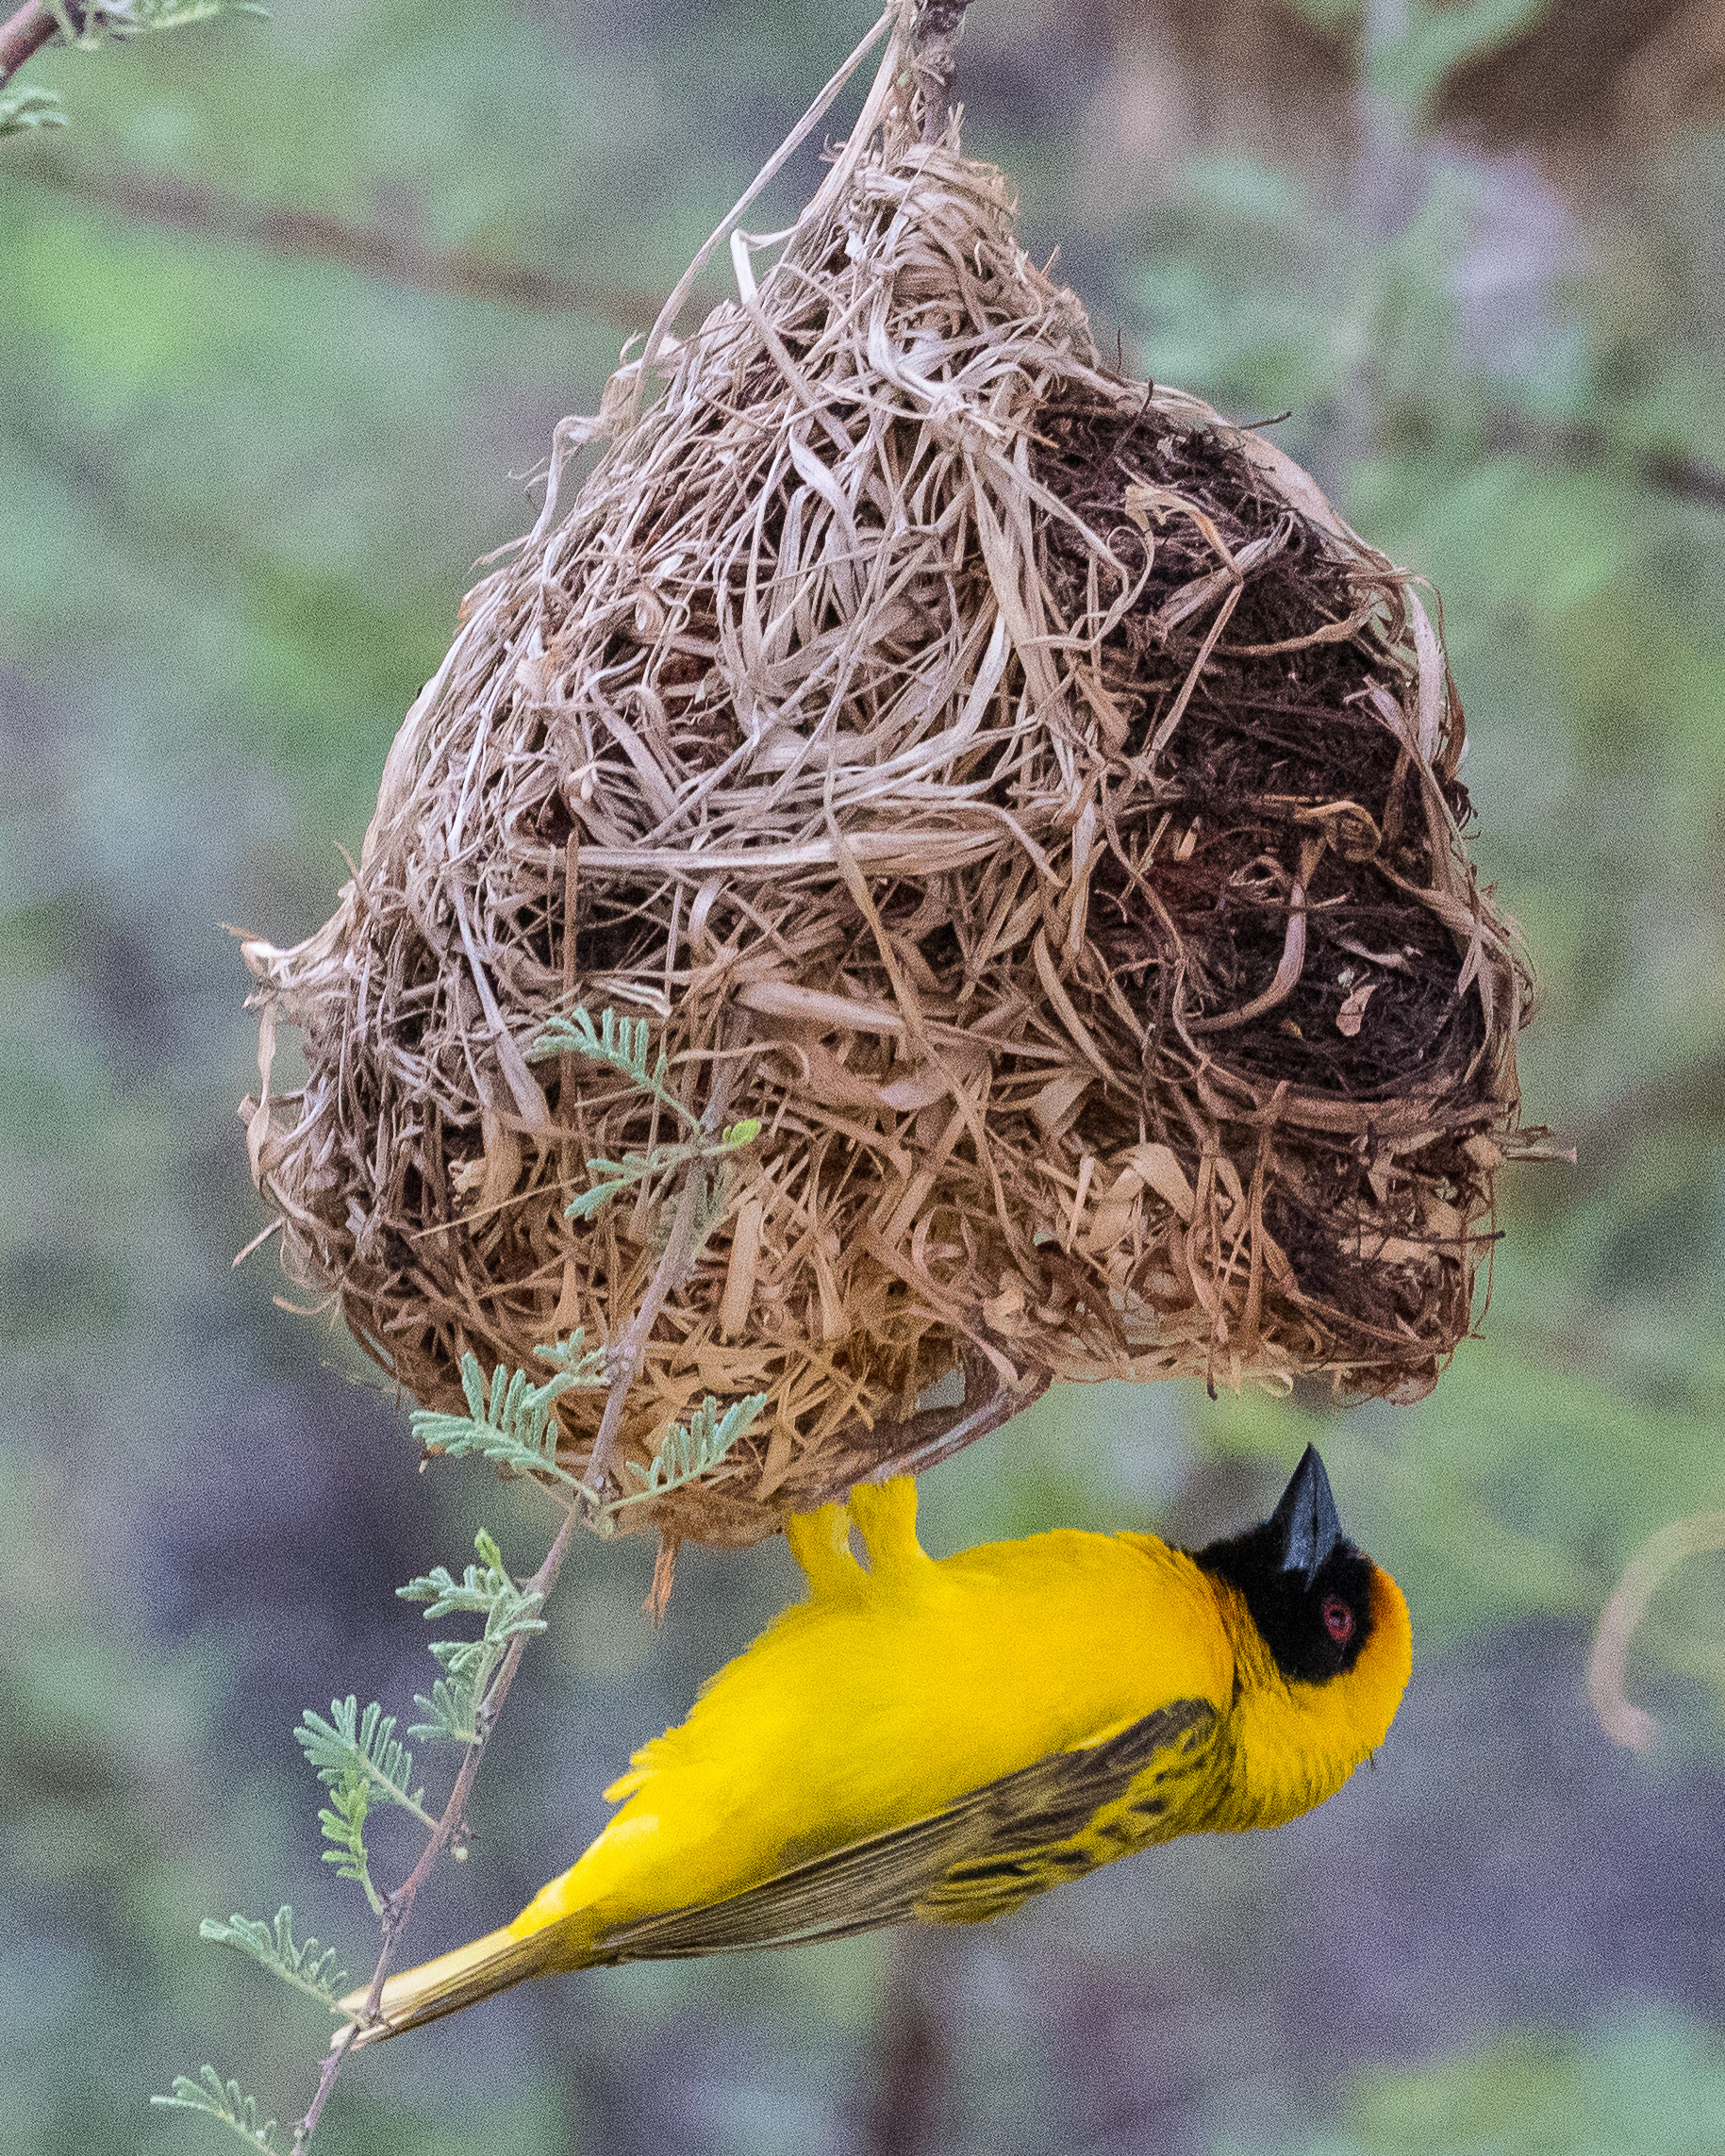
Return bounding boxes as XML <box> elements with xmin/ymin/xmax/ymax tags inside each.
<box><xmin>241</xmin><ymin>11</ymin><xmax>1534</xmax><ymax>1547</ymax></box>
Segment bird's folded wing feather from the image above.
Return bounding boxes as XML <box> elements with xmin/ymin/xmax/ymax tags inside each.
<box><xmin>591</xmin><ymin>1695</ymin><xmax>1218</xmax><ymax>1961</ymax></box>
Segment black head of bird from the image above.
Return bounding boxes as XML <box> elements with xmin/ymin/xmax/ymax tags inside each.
<box><xmin>1194</xmin><ymin>1443</ymin><xmax>1379</xmax><ymax>1685</ymax></box>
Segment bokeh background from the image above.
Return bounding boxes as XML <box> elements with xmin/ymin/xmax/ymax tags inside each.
<box><xmin>5</xmin><ymin>3</ymin><xmax>1725</xmax><ymax>2149</ymax></box>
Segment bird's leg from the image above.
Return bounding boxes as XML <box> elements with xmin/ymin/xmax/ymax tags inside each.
<box><xmin>848</xmin><ymin>1475</ymin><xmax>929</xmax><ymax>1580</ymax></box>
<box><xmin>784</xmin><ymin>1502</ymin><xmax>865</xmax><ymax>1598</ymax></box>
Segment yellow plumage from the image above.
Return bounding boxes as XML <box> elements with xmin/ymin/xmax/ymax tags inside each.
<box><xmin>346</xmin><ymin>1450</ymin><xmax>1410</xmax><ymax>2040</ymax></box>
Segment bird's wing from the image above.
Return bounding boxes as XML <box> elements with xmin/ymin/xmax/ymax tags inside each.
<box><xmin>591</xmin><ymin>1694</ymin><xmax>1219</xmax><ymax>1962</ymax></box>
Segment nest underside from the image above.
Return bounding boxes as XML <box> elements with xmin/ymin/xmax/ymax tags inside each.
<box><xmin>242</xmin><ymin>108</ymin><xmax>1532</xmax><ymax>1547</ymax></box>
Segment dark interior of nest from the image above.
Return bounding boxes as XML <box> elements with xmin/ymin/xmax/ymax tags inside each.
<box><xmin>1028</xmin><ymin>392</ymin><xmax>1501</xmax><ymax>1373</ymax></box>
<box><xmin>1038</xmin><ymin>398</ymin><xmax>1480</xmax><ymax>1083</ymax></box>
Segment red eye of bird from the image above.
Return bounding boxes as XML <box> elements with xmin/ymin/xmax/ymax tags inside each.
<box><xmin>1321</xmin><ymin>1597</ymin><xmax>1353</xmax><ymax>1645</ymax></box>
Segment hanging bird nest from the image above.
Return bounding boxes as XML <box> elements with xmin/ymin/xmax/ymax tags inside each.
<box><xmin>240</xmin><ymin>4</ymin><xmax>1535</xmax><ymax>1549</ymax></box>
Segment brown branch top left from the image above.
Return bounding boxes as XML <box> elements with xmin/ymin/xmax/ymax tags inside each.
<box><xmin>0</xmin><ymin>2</ymin><xmax>69</xmax><ymax>87</ymax></box>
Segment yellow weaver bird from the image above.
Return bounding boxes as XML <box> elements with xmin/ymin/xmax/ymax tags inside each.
<box><xmin>345</xmin><ymin>1445</ymin><xmax>1409</xmax><ymax>2040</ymax></box>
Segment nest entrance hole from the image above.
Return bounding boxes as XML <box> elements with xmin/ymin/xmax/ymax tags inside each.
<box><xmin>1035</xmin><ymin>396</ymin><xmax>1486</xmax><ymax>1102</ymax></box>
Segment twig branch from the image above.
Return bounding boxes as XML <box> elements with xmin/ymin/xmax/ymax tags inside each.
<box><xmin>0</xmin><ymin>1</ymin><xmax>63</xmax><ymax>85</ymax></box>
<box><xmin>292</xmin><ymin>1500</ymin><xmax>583</xmax><ymax>2149</ymax></box>
<box><xmin>582</xmin><ymin>1037</ymin><xmax>742</xmax><ymax>1500</ymax></box>
<box><xmin>13</xmin><ymin>158</ymin><xmax>670</xmax><ymax>323</ymax></box>
<box><xmin>912</xmin><ymin>0</ymin><xmax>977</xmax><ymax>143</ymax></box>
<box><xmin>292</xmin><ymin>1033</ymin><xmax>748</xmax><ymax>2143</ymax></box>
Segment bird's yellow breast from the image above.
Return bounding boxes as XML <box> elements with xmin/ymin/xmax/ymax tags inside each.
<box><xmin>522</xmin><ymin>1481</ymin><xmax>1236</xmax><ymax>1938</ymax></box>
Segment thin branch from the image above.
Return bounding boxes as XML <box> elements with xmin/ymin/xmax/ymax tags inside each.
<box><xmin>294</xmin><ymin>1029</ymin><xmax>749</xmax><ymax>2141</ymax></box>
<box><xmin>913</xmin><ymin>0</ymin><xmax>978</xmax><ymax>143</ymax></box>
<box><xmin>292</xmin><ymin>1037</ymin><xmax>743</xmax><ymax>2141</ymax></box>
<box><xmin>293</xmin><ymin>1499</ymin><xmax>583</xmax><ymax>2149</ymax></box>
<box><xmin>1484</xmin><ymin>408</ymin><xmax>1725</xmax><ymax>519</ymax></box>
<box><xmin>1588</xmin><ymin>1509</ymin><xmax>1725</xmax><ymax>1751</ymax></box>
<box><xmin>582</xmin><ymin>1036</ymin><xmax>742</xmax><ymax>1500</ymax></box>
<box><xmin>0</xmin><ymin>1</ymin><xmax>64</xmax><ymax>85</ymax></box>
<box><xmin>14</xmin><ymin>158</ymin><xmax>669</xmax><ymax>323</ymax></box>
<box><xmin>290</xmin><ymin>2031</ymin><xmax>351</xmax><ymax>2155</ymax></box>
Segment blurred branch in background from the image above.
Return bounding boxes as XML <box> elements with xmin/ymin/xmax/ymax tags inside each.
<box><xmin>17</xmin><ymin>157</ymin><xmax>670</xmax><ymax>325</ymax></box>
<box><xmin>858</xmin><ymin>1932</ymin><xmax>952</xmax><ymax>2156</ymax></box>
<box><xmin>8</xmin><ymin>146</ymin><xmax>1725</xmax><ymax>505</ymax></box>
<box><xmin>1361</xmin><ymin>0</ymin><xmax>1552</xmax><ymax>116</ymax></box>
<box><xmin>1570</xmin><ymin>1045</ymin><xmax>1725</xmax><ymax>1197</ymax></box>
<box><xmin>1435</xmin><ymin>0</ymin><xmax>1725</xmax><ymax>148</ymax></box>
<box><xmin>857</xmin><ymin>1965</ymin><xmax>948</xmax><ymax>2156</ymax></box>
<box><xmin>1484</xmin><ymin>415</ymin><xmax>1725</xmax><ymax>516</ymax></box>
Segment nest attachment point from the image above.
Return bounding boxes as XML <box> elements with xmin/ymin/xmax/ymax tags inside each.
<box><xmin>241</xmin><ymin>8</ymin><xmax>1536</xmax><ymax>1549</ymax></box>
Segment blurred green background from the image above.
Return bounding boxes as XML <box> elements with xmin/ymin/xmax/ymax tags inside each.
<box><xmin>5</xmin><ymin>2</ymin><xmax>1725</xmax><ymax>2149</ymax></box>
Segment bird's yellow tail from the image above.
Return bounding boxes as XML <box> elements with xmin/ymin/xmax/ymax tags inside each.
<box><xmin>338</xmin><ymin>1919</ymin><xmax>578</xmax><ymax>2046</ymax></box>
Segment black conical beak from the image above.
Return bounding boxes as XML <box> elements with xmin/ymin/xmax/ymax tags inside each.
<box><xmin>1269</xmin><ymin>1444</ymin><xmax>1345</xmax><ymax>1583</ymax></box>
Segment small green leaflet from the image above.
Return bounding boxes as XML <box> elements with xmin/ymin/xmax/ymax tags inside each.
<box><xmin>605</xmin><ymin>1392</ymin><xmax>768</xmax><ymax>1519</ymax></box>
<box><xmin>199</xmin><ymin>1906</ymin><xmax>347</xmax><ymax>2009</ymax></box>
<box><xmin>294</xmin><ymin>1697</ymin><xmax>433</xmax><ymax>1824</ymax></box>
<box><xmin>398</xmin><ymin>1531</ymin><xmax>547</xmax><ymax>1744</ymax></box>
<box><xmin>151</xmin><ymin>2066</ymin><xmax>280</xmax><ymax>2153</ymax></box>
<box><xmin>411</xmin><ymin>1342</ymin><xmax>604</xmax><ymax>1484</ymax></box>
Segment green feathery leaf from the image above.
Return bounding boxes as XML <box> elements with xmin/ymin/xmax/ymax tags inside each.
<box><xmin>398</xmin><ymin>1528</ymin><xmax>517</xmax><ymax>1619</ymax></box>
<box><xmin>528</xmin><ymin>1004</ymin><xmax>698</xmax><ymax>1129</ymax></box>
<box><xmin>5</xmin><ymin>2</ymin><xmax>265</xmax><ymax>141</ymax></box>
<box><xmin>126</xmin><ymin>0</ymin><xmax>270</xmax><ymax>25</ymax></box>
<box><xmin>399</xmin><ymin>1532</ymin><xmax>546</xmax><ymax>1744</ymax></box>
<box><xmin>294</xmin><ymin>1697</ymin><xmax>435</xmax><ymax>1829</ymax></box>
<box><xmin>611</xmin><ymin>1391</ymin><xmax>767</xmax><ymax>1512</ymax></box>
<box><xmin>537</xmin><ymin>1334</ymin><xmax>608</xmax><ymax>1383</ymax></box>
<box><xmin>566</xmin><ymin>1156</ymin><xmax>662</xmax><ymax>1220</ymax></box>
<box><xmin>199</xmin><ymin>1906</ymin><xmax>348</xmax><ymax>2010</ymax></box>
<box><xmin>318</xmin><ymin>1766</ymin><xmax>382</xmax><ymax>1914</ymax></box>
<box><xmin>415</xmin><ymin>1641</ymin><xmax>495</xmax><ymax>1747</ymax></box>
<box><xmin>50</xmin><ymin>0</ymin><xmax>268</xmax><ymax>43</ymax></box>
<box><xmin>0</xmin><ymin>85</ymin><xmax>68</xmax><ymax>136</ymax></box>
<box><xmin>151</xmin><ymin>2066</ymin><xmax>279</xmax><ymax>2153</ymax></box>
<box><xmin>411</xmin><ymin>1342</ymin><xmax>603</xmax><ymax>1486</ymax></box>
<box><xmin>570</xmin><ymin>1122</ymin><xmax>761</xmax><ymax>1229</ymax></box>
<box><xmin>565</xmin><ymin>1141</ymin><xmax>727</xmax><ymax>1226</ymax></box>
<box><xmin>527</xmin><ymin>1005</ymin><xmax>764</xmax><ymax>1224</ymax></box>
<box><xmin>404</xmin><ymin>1672</ymin><xmax>477</xmax><ymax>1748</ymax></box>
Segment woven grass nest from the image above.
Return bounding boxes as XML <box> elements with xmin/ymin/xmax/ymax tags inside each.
<box><xmin>241</xmin><ymin>7</ymin><xmax>1534</xmax><ymax>1549</ymax></box>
